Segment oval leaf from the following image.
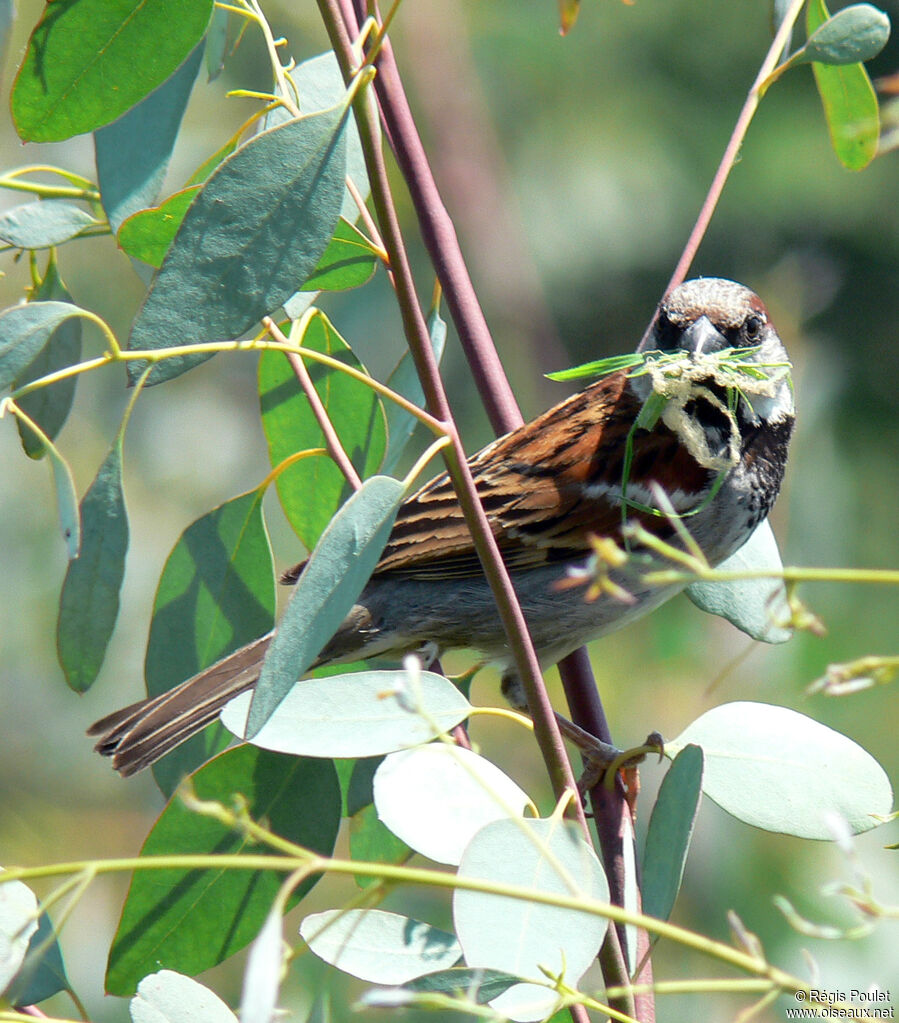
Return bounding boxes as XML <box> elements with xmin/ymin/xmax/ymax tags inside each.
<box><xmin>0</xmin><ymin>301</ymin><xmax>85</xmax><ymax>392</ymax></box>
<box><xmin>145</xmin><ymin>489</ymin><xmax>275</xmax><ymax>793</ymax></box>
<box><xmin>223</xmin><ymin>669</ymin><xmax>471</xmax><ymax>758</ymax></box>
<box><xmin>300</xmin><ymin>909</ymin><xmax>461</xmax><ymax>985</ymax></box>
<box><xmin>0</xmin><ymin>200</ymin><xmax>97</xmax><ymax>249</ymax></box>
<box><xmin>12</xmin><ymin>0</ymin><xmax>213</xmax><ymax>143</ymax></box>
<box><xmin>14</xmin><ymin>260</ymin><xmax>82</xmax><ymax>458</ymax></box>
<box><xmin>0</xmin><ymin>875</ymin><xmax>39</xmax><ymax>993</ymax></box>
<box><xmin>373</xmin><ymin>745</ymin><xmax>531</xmax><ymax>865</ymax></box>
<box><xmin>57</xmin><ymin>440</ymin><xmax>129</xmax><ymax>691</ymax></box>
<box><xmin>105</xmin><ymin>746</ymin><xmax>340</xmax><ymax>996</ymax></box>
<box><xmin>240</xmin><ymin>906</ymin><xmax>284</xmax><ymax>1023</ymax></box>
<box><xmin>131</xmin><ymin>971</ymin><xmax>237</xmax><ymax>1023</ymax></box>
<box><xmin>246</xmin><ymin>476</ymin><xmax>405</xmax><ymax>736</ymax></box>
<box><xmin>95</xmin><ymin>45</ymin><xmax>204</xmax><ymax>232</ymax></box>
<box><xmin>641</xmin><ymin>744</ymin><xmax>703</xmax><ymax>922</ymax></box>
<box><xmin>807</xmin><ymin>0</ymin><xmax>881</xmax><ymax>170</ymax></box>
<box><xmin>803</xmin><ymin>4</ymin><xmax>890</xmax><ymax>66</ymax></box>
<box><xmin>669</xmin><ymin>702</ymin><xmax>893</xmax><ymax>838</ymax></box>
<box><xmin>454</xmin><ymin>818</ymin><xmax>609</xmax><ymax>1022</ymax></box>
<box><xmin>128</xmin><ymin>107</ymin><xmax>348</xmax><ymax>385</ymax></box>
<box><xmin>686</xmin><ymin>518</ymin><xmax>792</xmax><ymax>643</ymax></box>
<box><xmin>258</xmin><ymin>316</ymin><xmax>387</xmax><ymax>550</ymax></box>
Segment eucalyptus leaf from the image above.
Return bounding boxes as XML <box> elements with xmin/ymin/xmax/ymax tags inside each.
<box><xmin>131</xmin><ymin>970</ymin><xmax>237</xmax><ymax>1023</ymax></box>
<box><xmin>0</xmin><ymin>875</ymin><xmax>39</xmax><ymax>994</ymax></box>
<box><xmin>14</xmin><ymin>261</ymin><xmax>82</xmax><ymax>459</ymax></box>
<box><xmin>95</xmin><ymin>46</ymin><xmax>203</xmax><ymax>232</ymax></box>
<box><xmin>258</xmin><ymin>316</ymin><xmax>387</xmax><ymax>550</ymax></box>
<box><xmin>668</xmin><ymin>702</ymin><xmax>893</xmax><ymax>838</ymax></box>
<box><xmin>403</xmin><ymin>967</ymin><xmax>524</xmax><ymax>1003</ymax></box>
<box><xmin>105</xmin><ymin>746</ymin><xmax>340</xmax><ymax>996</ymax></box>
<box><xmin>373</xmin><ymin>745</ymin><xmax>531</xmax><ymax>865</ymax></box>
<box><xmin>642</xmin><ymin>745</ymin><xmax>703</xmax><ymax>922</ymax></box>
<box><xmin>0</xmin><ymin>200</ymin><xmax>97</xmax><ymax>249</ymax></box>
<box><xmin>128</xmin><ymin>106</ymin><xmax>348</xmax><ymax>385</ymax></box>
<box><xmin>240</xmin><ymin>905</ymin><xmax>284</xmax><ymax>1023</ymax></box>
<box><xmin>145</xmin><ymin>489</ymin><xmax>275</xmax><ymax>793</ymax></box>
<box><xmin>454</xmin><ymin>817</ymin><xmax>609</xmax><ymax>1022</ymax></box>
<box><xmin>381</xmin><ymin>306</ymin><xmax>447</xmax><ymax>475</ymax></box>
<box><xmin>0</xmin><ymin>301</ymin><xmax>86</xmax><ymax>393</ymax></box>
<box><xmin>57</xmin><ymin>439</ymin><xmax>129</xmax><ymax>692</ymax></box>
<box><xmin>300</xmin><ymin>909</ymin><xmax>461</xmax><ymax>984</ymax></box>
<box><xmin>807</xmin><ymin>0</ymin><xmax>881</xmax><ymax>170</ymax></box>
<box><xmin>245</xmin><ymin>476</ymin><xmax>405</xmax><ymax>736</ymax></box>
<box><xmin>686</xmin><ymin>518</ymin><xmax>792</xmax><ymax>642</ymax></box>
<box><xmin>800</xmin><ymin>4</ymin><xmax>890</xmax><ymax>66</ymax></box>
<box><xmin>222</xmin><ymin>669</ymin><xmax>471</xmax><ymax>758</ymax></box>
<box><xmin>117</xmin><ymin>188</ymin><xmax>202</xmax><ymax>268</ymax></box>
<box><xmin>12</xmin><ymin>0</ymin><xmax>214</xmax><ymax>143</ymax></box>
<box><xmin>45</xmin><ymin>436</ymin><xmax>81</xmax><ymax>558</ymax></box>
<box><xmin>1</xmin><ymin>909</ymin><xmax>68</xmax><ymax>1005</ymax></box>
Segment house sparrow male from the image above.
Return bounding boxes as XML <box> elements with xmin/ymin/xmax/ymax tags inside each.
<box><xmin>90</xmin><ymin>278</ymin><xmax>795</xmax><ymax>776</ymax></box>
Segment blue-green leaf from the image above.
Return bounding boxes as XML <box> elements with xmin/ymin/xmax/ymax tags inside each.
<box><xmin>128</xmin><ymin>106</ymin><xmax>348</xmax><ymax>385</ymax></box>
<box><xmin>14</xmin><ymin>260</ymin><xmax>82</xmax><ymax>459</ymax></box>
<box><xmin>246</xmin><ymin>476</ymin><xmax>405</xmax><ymax>736</ymax></box>
<box><xmin>0</xmin><ymin>200</ymin><xmax>97</xmax><ymax>249</ymax></box>
<box><xmin>0</xmin><ymin>301</ymin><xmax>85</xmax><ymax>392</ymax></box>
<box><xmin>57</xmin><ymin>440</ymin><xmax>129</xmax><ymax>692</ymax></box>
<box><xmin>642</xmin><ymin>745</ymin><xmax>703</xmax><ymax>922</ymax></box>
<box><xmin>96</xmin><ymin>45</ymin><xmax>203</xmax><ymax>233</ymax></box>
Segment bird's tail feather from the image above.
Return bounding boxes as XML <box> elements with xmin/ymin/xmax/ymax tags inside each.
<box><xmin>87</xmin><ymin>634</ymin><xmax>272</xmax><ymax>777</ymax></box>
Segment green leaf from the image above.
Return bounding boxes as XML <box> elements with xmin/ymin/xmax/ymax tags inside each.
<box><xmin>132</xmin><ymin>971</ymin><xmax>237</xmax><ymax>1023</ymax></box>
<box><xmin>0</xmin><ymin>877</ymin><xmax>39</xmax><ymax>993</ymax></box>
<box><xmin>668</xmin><ymin>702</ymin><xmax>893</xmax><ymax>838</ymax></box>
<box><xmin>300</xmin><ymin>909</ymin><xmax>461</xmax><ymax>984</ymax></box>
<box><xmin>373</xmin><ymin>746</ymin><xmax>531</xmax><ymax>866</ymax></box>
<box><xmin>2</xmin><ymin>910</ymin><xmax>69</xmax><ymax>1005</ymax></box>
<box><xmin>258</xmin><ymin>316</ymin><xmax>387</xmax><ymax>550</ymax></box>
<box><xmin>128</xmin><ymin>106</ymin><xmax>348</xmax><ymax>385</ymax></box>
<box><xmin>57</xmin><ymin>440</ymin><xmax>129</xmax><ymax>692</ymax></box>
<box><xmin>0</xmin><ymin>300</ymin><xmax>85</xmax><ymax>392</ymax></box>
<box><xmin>0</xmin><ymin>200</ymin><xmax>97</xmax><ymax>249</ymax></box>
<box><xmin>454</xmin><ymin>817</ymin><xmax>608</xmax><ymax>1021</ymax></box>
<box><xmin>807</xmin><ymin>0</ymin><xmax>881</xmax><ymax>170</ymax></box>
<box><xmin>14</xmin><ymin>260</ymin><xmax>82</xmax><ymax>458</ymax></box>
<box><xmin>301</xmin><ymin>219</ymin><xmax>378</xmax><ymax>292</ymax></box>
<box><xmin>545</xmin><ymin>352</ymin><xmax>643</xmax><ymax>383</ymax></box>
<box><xmin>686</xmin><ymin>518</ymin><xmax>792</xmax><ymax>643</ymax></box>
<box><xmin>204</xmin><ymin>6</ymin><xmax>230</xmax><ymax>83</ymax></box>
<box><xmin>222</xmin><ymin>668</ymin><xmax>471</xmax><ymax>758</ymax></box>
<box><xmin>642</xmin><ymin>745</ymin><xmax>703</xmax><ymax>923</ymax></box>
<box><xmin>801</xmin><ymin>3</ymin><xmax>890</xmax><ymax>66</ymax></box>
<box><xmin>105</xmin><ymin>745</ymin><xmax>341</xmax><ymax>996</ymax></box>
<box><xmin>117</xmin><ymin>188</ymin><xmax>202</xmax><ymax>269</ymax></box>
<box><xmin>95</xmin><ymin>45</ymin><xmax>203</xmax><ymax>232</ymax></box>
<box><xmin>12</xmin><ymin>0</ymin><xmax>214</xmax><ymax>143</ymax></box>
<box><xmin>145</xmin><ymin>489</ymin><xmax>276</xmax><ymax>794</ymax></box>
<box><xmin>381</xmin><ymin>306</ymin><xmax>447</xmax><ymax>475</ymax></box>
<box><xmin>349</xmin><ymin>803</ymin><xmax>411</xmax><ymax>888</ymax></box>
<box><xmin>245</xmin><ymin>476</ymin><xmax>405</xmax><ymax>736</ymax></box>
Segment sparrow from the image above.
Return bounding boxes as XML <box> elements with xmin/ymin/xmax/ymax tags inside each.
<box><xmin>90</xmin><ymin>278</ymin><xmax>795</xmax><ymax>776</ymax></box>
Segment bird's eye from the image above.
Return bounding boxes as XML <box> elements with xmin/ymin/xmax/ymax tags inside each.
<box><xmin>743</xmin><ymin>315</ymin><xmax>763</xmax><ymax>342</ymax></box>
<box><xmin>654</xmin><ymin>309</ymin><xmax>679</xmax><ymax>349</ymax></box>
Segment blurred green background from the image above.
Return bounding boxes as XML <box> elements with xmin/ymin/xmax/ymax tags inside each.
<box><xmin>1</xmin><ymin>1</ymin><xmax>897</xmax><ymax>1021</ymax></box>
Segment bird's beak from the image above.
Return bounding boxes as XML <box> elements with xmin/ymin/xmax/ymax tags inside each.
<box><xmin>682</xmin><ymin>315</ymin><xmax>726</xmax><ymax>357</ymax></box>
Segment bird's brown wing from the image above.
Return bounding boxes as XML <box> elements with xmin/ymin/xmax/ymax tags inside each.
<box><xmin>374</xmin><ymin>372</ymin><xmax>710</xmax><ymax>580</ymax></box>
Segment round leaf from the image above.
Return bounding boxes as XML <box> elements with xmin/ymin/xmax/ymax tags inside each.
<box><xmin>373</xmin><ymin>746</ymin><xmax>531</xmax><ymax>865</ymax></box>
<box><xmin>669</xmin><ymin>702</ymin><xmax>893</xmax><ymax>838</ymax></box>
<box><xmin>686</xmin><ymin>518</ymin><xmax>792</xmax><ymax>643</ymax></box>
<box><xmin>803</xmin><ymin>4</ymin><xmax>890</xmax><ymax>66</ymax></box>
<box><xmin>454</xmin><ymin>818</ymin><xmax>609</xmax><ymax>1022</ymax></box>
<box><xmin>131</xmin><ymin>970</ymin><xmax>237</xmax><ymax>1023</ymax></box>
<box><xmin>222</xmin><ymin>669</ymin><xmax>471</xmax><ymax>758</ymax></box>
<box><xmin>300</xmin><ymin>909</ymin><xmax>461</xmax><ymax>984</ymax></box>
